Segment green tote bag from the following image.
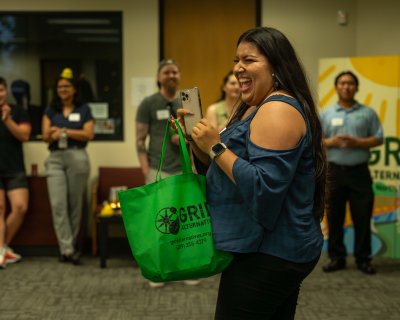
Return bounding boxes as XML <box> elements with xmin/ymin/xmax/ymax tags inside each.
<box><xmin>118</xmin><ymin>120</ymin><xmax>232</xmax><ymax>282</ymax></box>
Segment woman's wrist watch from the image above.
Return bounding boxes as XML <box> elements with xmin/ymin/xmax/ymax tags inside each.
<box><xmin>209</xmin><ymin>142</ymin><xmax>227</xmax><ymax>160</ymax></box>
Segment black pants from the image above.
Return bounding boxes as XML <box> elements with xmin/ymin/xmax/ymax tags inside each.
<box><xmin>214</xmin><ymin>253</ymin><xmax>318</xmax><ymax>320</ymax></box>
<box><xmin>326</xmin><ymin>162</ymin><xmax>374</xmax><ymax>263</ymax></box>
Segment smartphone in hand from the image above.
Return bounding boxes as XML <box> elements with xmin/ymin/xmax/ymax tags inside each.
<box><xmin>180</xmin><ymin>87</ymin><xmax>203</xmax><ymax>135</ymax></box>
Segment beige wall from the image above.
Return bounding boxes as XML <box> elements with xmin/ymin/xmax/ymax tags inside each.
<box><xmin>261</xmin><ymin>0</ymin><xmax>400</xmax><ymax>99</ymax></box>
<box><xmin>262</xmin><ymin>0</ymin><xmax>357</xmax><ymax>94</ymax></box>
<box><xmin>355</xmin><ymin>0</ymin><xmax>400</xmax><ymax>55</ymax></box>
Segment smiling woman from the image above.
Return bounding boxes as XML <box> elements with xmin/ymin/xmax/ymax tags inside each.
<box><xmin>177</xmin><ymin>26</ymin><xmax>327</xmax><ymax>319</ymax></box>
<box><xmin>0</xmin><ymin>11</ymin><xmax>123</xmax><ymax>140</ymax></box>
<box><xmin>42</xmin><ymin>70</ymin><xmax>95</xmax><ymax>264</ymax></box>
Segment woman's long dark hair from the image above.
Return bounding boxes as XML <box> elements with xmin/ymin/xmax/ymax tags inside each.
<box><xmin>50</xmin><ymin>77</ymin><xmax>81</xmax><ymax>112</ymax></box>
<box><xmin>229</xmin><ymin>27</ymin><xmax>327</xmax><ymax>221</ymax></box>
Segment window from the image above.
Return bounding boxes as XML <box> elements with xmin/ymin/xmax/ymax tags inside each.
<box><xmin>0</xmin><ymin>11</ymin><xmax>123</xmax><ymax>140</ymax></box>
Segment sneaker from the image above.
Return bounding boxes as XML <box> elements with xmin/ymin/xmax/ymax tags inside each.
<box><xmin>0</xmin><ymin>247</ymin><xmax>6</xmax><ymax>269</ymax></box>
<box><xmin>5</xmin><ymin>246</ymin><xmax>22</xmax><ymax>264</ymax></box>
<box><xmin>148</xmin><ymin>281</ymin><xmax>165</xmax><ymax>288</ymax></box>
<box><xmin>184</xmin><ymin>280</ymin><xmax>200</xmax><ymax>286</ymax></box>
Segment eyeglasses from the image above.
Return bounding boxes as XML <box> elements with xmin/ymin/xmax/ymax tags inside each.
<box><xmin>57</xmin><ymin>85</ymin><xmax>73</xmax><ymax>89</ymax></box>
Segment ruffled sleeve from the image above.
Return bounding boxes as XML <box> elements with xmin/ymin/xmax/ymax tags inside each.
<box><xmin>232</xmin><ymin>139</ymin><xmax>305</xmax><ymax>231</ymax></box>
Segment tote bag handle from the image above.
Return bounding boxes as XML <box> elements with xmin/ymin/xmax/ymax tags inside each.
<box><xmin>155</xmin><ymin>120</ymin><xmax>192</xmax><ymax>182</ymax></box>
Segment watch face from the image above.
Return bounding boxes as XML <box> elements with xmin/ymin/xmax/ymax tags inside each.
<box><xmin>212</xmin><ymin>143</ymin><xmax>225</xmax><ymax>154</ymax></box>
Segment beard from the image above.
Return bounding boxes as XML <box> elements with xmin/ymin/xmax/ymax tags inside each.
<box><xmin>163</xmin><ymin>79</ymin><xmax>179</xmax><ymax>94</ymax></box>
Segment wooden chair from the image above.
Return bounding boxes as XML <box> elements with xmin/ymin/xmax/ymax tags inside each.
<box><xmin>91</xmin><ymin>167</ymin><xmax>145</xmax><ymax>260</ymax></box>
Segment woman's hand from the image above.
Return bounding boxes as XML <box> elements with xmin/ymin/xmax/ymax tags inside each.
<box><xmin>170</xmin><ymin>109</ymin><xmax>221</xmax><ymax>153</ymax></box>
<box><xmin>191</xmin><ymin>118</ymin><xmax>220</xmax><ymax>155</ymax></box>
<box><xmin>1</xmin><ymin>104</ymin><xmax>11</xmax><ymax>121</ymax></box>
<box><xmin>170</xmin><ymin>109</ymin><xmax>217</xmax><ymax>166</ymax></box>
<box><xmin>176</xmin><ymin>108</ymin><xmax>193</xmax><ymax>135</ymax></box>
<box><xmin>169</xmin><ymin>108</ymin><xmax>193</xmax><ymax>140</ymax></box>
<box><xmin>49</xmin><ymin>126</ymin><xmax>62</xmax><ymax>141</ymax></box>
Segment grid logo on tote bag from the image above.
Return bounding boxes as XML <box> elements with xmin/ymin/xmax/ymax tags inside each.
<box><xmin>155</xmin><ymin>201</ymin><xmax>210</xmax><ymax>235</ymax></box>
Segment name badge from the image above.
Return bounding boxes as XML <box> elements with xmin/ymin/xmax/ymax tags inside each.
<box><xmin>69</xmin><ymin>113</ymin><xmax>81</xmax><ymax>122</ymax></box>
<box><xmin>331</xmin><ymin>117</ymin><xmax>344</xmax><ymax>126</ymax></box>
<box><xmin>156</xmin><ymin>109</ymin><xmax>170</xmax><ymax>120</ymax></box>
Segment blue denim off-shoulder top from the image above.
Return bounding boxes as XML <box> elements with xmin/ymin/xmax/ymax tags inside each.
<box><xmin>206</xmin><ymin>94</ymin><xmax>323</xmax><ymax>263</ymax></box>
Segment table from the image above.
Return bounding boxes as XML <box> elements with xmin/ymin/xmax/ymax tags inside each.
<box><xmin>97</xmin><ymin>212</ymin><xmax>124</xmax><ymax>268</ymax></box>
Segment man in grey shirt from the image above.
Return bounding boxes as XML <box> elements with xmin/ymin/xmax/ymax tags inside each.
<box><xmin>136</xmin><ymin>59</ymin><xmax>182</xmax><ymax>184</ymax></box>
<box><xmin>320</xmin><ymin>71</ymin><xmax>383</xmax><ymax>275</ymax></box>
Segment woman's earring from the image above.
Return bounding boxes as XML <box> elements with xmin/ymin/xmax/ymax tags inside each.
<box><xmin>272</xmin><ymin>73</ymin><xmax>279</xmax><ymax>90</ymax></box>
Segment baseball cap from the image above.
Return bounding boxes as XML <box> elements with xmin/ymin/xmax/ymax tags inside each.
<box><xmin>158</xmin><ymin>59</ymin><xmax>179</xmax><ymax>73</ymax></box>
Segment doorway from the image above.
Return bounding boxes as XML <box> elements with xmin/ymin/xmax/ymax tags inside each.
<box><xmin>160</xmin><ymin>0</ymin><xmax>260</xmax><ymax>110</ymax></box>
